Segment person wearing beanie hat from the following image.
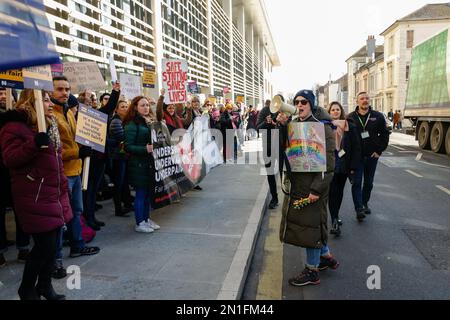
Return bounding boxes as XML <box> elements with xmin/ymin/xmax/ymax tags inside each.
<box><xmin>277</xmin><ymin>89</ymin><xmax>339</xmax><ymax>287</ymax></box>
<box><xmin>67</xmin><ymin>94</ymin><xmax>79</xmax><ymax>118</ymax></box>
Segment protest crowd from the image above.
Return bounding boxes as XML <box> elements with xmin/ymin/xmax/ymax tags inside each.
<box><xmin>0</xmin><ymin>73</ymin><xmax>258</xmax><ymax>300</ymax></box>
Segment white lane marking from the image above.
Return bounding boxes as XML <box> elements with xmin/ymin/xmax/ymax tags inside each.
<box><xmin>405</xmin><ymin>170</ymin><xmax>423</xmax><ymax>178</ymax></box>
<box><xmin>391</xmin><ymin>145</ymin><xmax>406</xmax><ymax>151</ymax></box>
<box><xmin>436</xmin><ymin>185</ymin><xmax>450</xmax><ymax>196</ymax></box>
<box><xmin>416</xmin><ymin>153</ymin><xmax>423</xmax><ymax>161</ymax></box>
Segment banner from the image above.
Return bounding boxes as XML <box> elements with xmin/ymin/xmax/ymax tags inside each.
<box><xmin>151</xmin><ymin>117</ymin><xmax>222</xmax><ymax>210</ymax></box>
<box><xmin>151</xmin><ymin>122</ymin><xmax>188</xmax><ymax>209</ymax></box>
<box><xmin>286</xmin><ymin>122</ymin><xmax>327</xmax><ymax>172</ymax></box>
<box><xmin>143</xmin><ymin>64</ymin><xmax>156</xmax><ymax>88</ymax></box>
<box><xmin>119</xmin><ymin>73</ymin><xmax>142</xmax><ymax>100</ymax></box>
<box><xmin>63</xmin><ymin>62</ymin><xmax>105</xmax><ymax>93</ymax></box>
<box><xmin>0</xmin><ymin>0</ymin><xmax>60</xmax><ymax>72</ymax></box>
<box><xmin>0</xmin><ymin>69</ymin><xmax>24</xmax><ymax>89</ymax></box>
<box><xmin>75</xmin><ymin>105</ymin><xmax>108</xmax><ymax>153</ymax></box>
<box><xmin>162</xmin><ymin>59</ymin><xmax>188</xmax><ymax>104</ymax></box>
<box><xmin>22</xmin><ymin>65</ymin><xmax>53</xmax><ymax>90</ymax></box>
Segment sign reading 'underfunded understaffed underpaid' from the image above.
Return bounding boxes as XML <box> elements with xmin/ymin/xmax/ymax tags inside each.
<box><xmin>75</xmin><ymin>105</ymin><xmax>108</xmax><ymax>153</ymax></box>
<box><xmin>162</xmin><ymin>59</ymin><xmax>188</xmax><ymax>104</ymax></box>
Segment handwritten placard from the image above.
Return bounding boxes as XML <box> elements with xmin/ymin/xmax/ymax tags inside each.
<box><xmin>63</xmin><ymin>61</ymin><xmax>105</xmax><ymax>93</ymax></box>
<box><xmin>162</xmin><ymin>59</ymin><xmax>188</xmax><ymax>104</ymax></box>
<box><xmin>119</xmin><ymin>73</ymin><xmax>142</xmax><ymax>100</ymax></box>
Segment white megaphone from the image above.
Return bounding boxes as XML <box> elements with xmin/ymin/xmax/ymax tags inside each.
<box><xmin>270</xmin><ymin>95</ymin><xmax>298</xmax><ymax>116</ymax></box>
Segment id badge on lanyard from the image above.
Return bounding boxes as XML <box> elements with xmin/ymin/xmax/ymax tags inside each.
<box><xmin>359</xmin><ymin>113</ymin><xmax>371</xmax><ymax>140</ymax></box>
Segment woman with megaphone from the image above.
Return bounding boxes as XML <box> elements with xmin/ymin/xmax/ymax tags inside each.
<box><xmin>276</xmin><ymin>89</ymin><xmax>340</xmax><ymax>287</ymax></box>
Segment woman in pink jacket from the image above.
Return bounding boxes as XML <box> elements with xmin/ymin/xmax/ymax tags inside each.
<box><xmin>0</xmin><ymin>89</ymin><xmax>73</xmax><ymax>300</ymax></box>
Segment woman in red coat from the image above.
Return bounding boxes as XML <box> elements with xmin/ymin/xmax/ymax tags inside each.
<box><xmin>0</xmin><ymin>89</ymin><xmax>73</xmax><ymax>300</ymax></box>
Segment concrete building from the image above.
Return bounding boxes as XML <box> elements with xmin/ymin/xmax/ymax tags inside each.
<box><xmin>380</xmin><ymin>3</ymin><xmax>450</xmax><ymax>114</ymax></box>
<box><xmin>43</xmin><ymin>0</ymin><xmax>280</xmax><ymax>105</ymax></box>
<box><xmin>316</xmin><ymin>74</ymin><xmax>348</xmax><ymax>111</ymax></box>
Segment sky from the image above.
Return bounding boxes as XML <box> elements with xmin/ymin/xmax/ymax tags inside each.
<box><xmin>264</xmin><ymin>0</ymin><xmax>448</xmax><ymax>96</ymax></box>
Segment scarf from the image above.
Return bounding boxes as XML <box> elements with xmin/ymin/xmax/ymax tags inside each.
<box><xmin>164</xmin><ymin>111</ymin><xmax>184</xmax><ymax>129</ymax></box>
<box><xmin>47</xmin><ymin>116</ymin><xmax>61</xmax><ymax>150</ymax></box>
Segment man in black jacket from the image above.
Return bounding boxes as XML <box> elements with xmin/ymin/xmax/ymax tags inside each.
<box><xmin>347</xmin><ymin>92</ymin><xmax>389</xmax><ymax>222</ymax></box>
<box><xmin>257</xmin><ymin>99</ymin><xmax>281</xmax><ymax>209</ymax></box>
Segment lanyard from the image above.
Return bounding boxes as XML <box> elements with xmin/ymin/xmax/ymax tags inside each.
<box><xmin>357</xmin><ymin>113</ymin><xmax>371</xmax><ymax>131</ymax></box>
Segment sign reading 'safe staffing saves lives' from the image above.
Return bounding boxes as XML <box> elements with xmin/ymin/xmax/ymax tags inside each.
<box><xmin>162</xmin><ymin>59</ymin><xmax>188</xmax><ymax>104</ymax></box>
<box><xmin>75</xmin><ymin>105</ymin><xmax>108</xmax><ymax>153</ymax></box>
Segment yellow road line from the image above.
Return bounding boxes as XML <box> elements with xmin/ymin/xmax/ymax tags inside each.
<box><xmin>256</xmin><ymin>207</ymin><xmax>283</xmax><ymax>300</ymax></box>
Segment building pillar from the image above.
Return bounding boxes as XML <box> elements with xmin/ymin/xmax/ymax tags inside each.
<box><xmin>206</xmin><ymin>0</ymin><xmax>214</xmax><ymax>95</ymax></box>
<box><xmin>236</xmin><ymin>5</ymin><xmax>246</xmax><ymax>103</ymax></box>
<box><xmin>223</xmin><ymin>0</ymin><xmax>234</xmax><ymax>101</ymax></box>
<box><xmin>151</xmin><ymin>0</ymin><xmax>164</xmax><ymax>98</ymax></box>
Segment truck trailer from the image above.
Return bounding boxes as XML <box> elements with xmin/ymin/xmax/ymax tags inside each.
<box><xmin>404</xmin><ymin>27</ymin><xmax>450</xmax><ymax>155</ymax></box>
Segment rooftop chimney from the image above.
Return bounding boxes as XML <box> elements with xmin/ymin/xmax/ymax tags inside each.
<box><xmin>367</xmin><ymin>35</ymin><xmax>376</xmax><ymax>63</ymax></box>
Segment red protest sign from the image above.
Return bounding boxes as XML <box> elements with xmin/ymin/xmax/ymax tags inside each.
<box><xmin>162</xmin><ymin>59</ymin><xmax>188</xmax><ymax>104</ymax></box>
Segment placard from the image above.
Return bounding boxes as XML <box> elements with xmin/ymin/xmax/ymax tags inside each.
<box><xmin>75</xmin><ymin>105</ymin><xmax>108</xmax><ymax>153</ymax></box>
<box><xmin>0</xmin><ymin>69</ymin><xmax>24</xmax><ymax>89</ymax></box>
<box><xmin>51</xmin><ymin>63</ymin><xmax>64</xmax><ymax>77</ymax></box>
<box><xmin>236</xmin><ymin>95</ymin><xmax>244</xmax><ymax>103</ymax></box>
<box><xmin>143</xmin><ymin>64</ymin><xmax>156</xmax><ymax>88</ymax></box>
<box><xmin>109</xmin><ymin>55</ymin><xmax>117</xmax><ymax>83</ymax></box>
<box><xmin>22</xmin><ymin>65</ymin><xmax>53</xmax><ymax>90</ymax></box>
<box><xmin>285</xmin><ymin>122</ymin><xmax>327</xmax><ymax>172</ymax></box>
<box><xmin>119</xmin><ymin>73</ymin><xmax>142</xmax><ymax>100</ymax></box>
<box><xmin>162</xmin><ymin>59</ymin><xmax>188</xmax><ymax>104</ymax></box>
<box><xmin>187</xmin><ymin>80</ymin><xmax>199</xmax><ymax>94</ymax></box>
<box><xmin>63</xmin><ymin>61</ymin><xmax>105</xmax><ymax>93</ymax></box>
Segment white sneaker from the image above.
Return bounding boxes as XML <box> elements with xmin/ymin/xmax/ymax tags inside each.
<box><xmin>135</xmin><ymin>222</ymin><xmax>154</xmax><ymax>233</ymax></box>
<box><xmin>146</xmin><ymin>219</ymin><xmax>160</xmax><ymax>230</ymax></box>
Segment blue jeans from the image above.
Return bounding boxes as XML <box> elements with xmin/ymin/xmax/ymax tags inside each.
<box><xmin>134</xmin><ymin>188</ymin><xmax>152</xmax><ymax>225</ymax></box>
<box><xmin>83</xmin><ymin>158</ymin><xmax>106</xmax><ymax>224</ymax></box>
<box><xmin>351</xmin><ymin>156</ymin><xmax>379</xmax><ymax>212</ymax></box>
<box><xmin>306</xmin><ymin>245</ymin><xmax>330</xmax><ymax>268</ymax></box>
<box><xmin>56</xmin><ymin>176</ymin><xmax>85</xmax><ymax>259</ymax></box>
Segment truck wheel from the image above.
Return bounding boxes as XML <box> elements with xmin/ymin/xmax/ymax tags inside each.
<box><xmin>430</xmin><ymin>122</ymin><xmax>447</xmax><ymax>153</ymax></box>
<box><xmin>445</xmin><ymin>127</ymin><xmax>450</xmax><ymax>155</ymax></box>
<box><xmin>418</xmin><ymin>122</ymin><xmax>431</xmax><ymax>150</ymax></box>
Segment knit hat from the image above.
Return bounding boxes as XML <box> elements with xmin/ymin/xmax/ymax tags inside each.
<box><xmin>293</xmin><ymin>89</ymin><xmax>317</xmax><ymax>112</ymax></box>
<box><xmin>68</xmin><ymin>94</ymin><xmax>79</xmax><ymax>108</ymax></box>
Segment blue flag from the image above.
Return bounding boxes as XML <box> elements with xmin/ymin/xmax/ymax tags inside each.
<box><xmin>0</xmin><ymin>0</ymin><xmax>60</xmax><ymax>72</ymax></box>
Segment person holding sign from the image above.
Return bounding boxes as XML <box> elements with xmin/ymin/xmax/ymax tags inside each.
<box><xmin>0</xmin><ymin>89</ymin><xmax>73</xmax><ymax>300</ymax></box>
<box><xmin>277</xmin><ymin>90</ymin><xmax>339</xmax><ymax>288</ymax></box>
<box><xmin>82</xmin><ymin>81</ymin><xmax>121</xmax><ymax>232</ymax></box>
<box><xmin>50</xmin><ymin>76</ymin><xmax>100</xmax><ymax>279</ymax></box>
<box><xmin>327</xmin><ymin>102</ymin><xmax>361</xmax><ymax>237</ymax></box>
<box><xmin>157</xmin><ymin>88</ymin><xmax>192</xmax><ymax>135</ymax></box>
<box><xmin>123</xmin><ymin>96</ymin><xmax>160</xmax><ymax>233</ymax></box>
<box><xmin>108</xmin><ymin>100</ymin><xmax>132</xmax><ymax>217</ymax></box>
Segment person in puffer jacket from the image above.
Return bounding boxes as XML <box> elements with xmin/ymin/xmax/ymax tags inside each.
<box><xmin>0</xmin><ymin>89</ymin><xmax>73</xmax><ymax>300</ymax></box>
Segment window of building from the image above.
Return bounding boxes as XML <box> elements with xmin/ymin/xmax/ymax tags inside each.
<box><xmin>407</xmin><ymin>30</ymin><xmax>414</xmax><ymax>49</ymax></box>
<box><xmin>387</xmin><ymin>62</ymin><xmax>393</xmax><ymax>87</ymax></box>
<box><xmin>388</xmin><ymin>35</ymin><xmax>395</xmax><ymax>56</ymax></box>
<box><xmin>406</xmin><ymin>64</ymin><xmax>410</xmax><ymax>81</ymax></box>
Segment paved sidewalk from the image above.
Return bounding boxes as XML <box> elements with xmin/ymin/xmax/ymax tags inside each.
<box><xmin>0</xmin><ymin>146</ymin><xmax>268</xmax><ymax>300</ymax></box>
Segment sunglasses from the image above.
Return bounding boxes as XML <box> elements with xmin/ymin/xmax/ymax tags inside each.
<box><xmin>294</xmin><ymin>99</ymin><xmax>309</xmax><ymax>106</ymax></box>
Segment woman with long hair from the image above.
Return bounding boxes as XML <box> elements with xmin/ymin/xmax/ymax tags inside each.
<box><xmin>123</xmin><ymin>96</ymin><xmax>160</xmax><ymax>233</ymax></box>
<box><xmin>327</xmin><ymin>102</ymin><xmax>361</xmax><ymax>236</ymax></box>
<box><xmin>0</xmin><ymin>89</ymin><xmax>73</xmax><ymax>300</ymax></box>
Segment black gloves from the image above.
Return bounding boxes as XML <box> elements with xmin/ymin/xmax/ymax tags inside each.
<box><xmin>79</xmin><ymin>145</ymin><xmax>93</xmax><ymax>159</ymax></box>
<box><xmin>34</xmin><ymin>132</ymin><xmax>50</xmax><ymax>148</ymax></box>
